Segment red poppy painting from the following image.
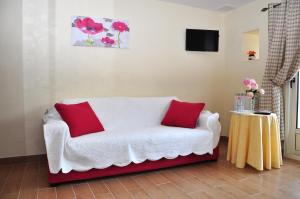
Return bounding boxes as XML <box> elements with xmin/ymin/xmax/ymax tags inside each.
<box><xmin>72</xmin><ymin>16</ymin><xmax>129</xmax><ymax>48</ymax></box>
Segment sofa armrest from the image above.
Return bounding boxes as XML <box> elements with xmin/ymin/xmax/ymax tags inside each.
<box><xmin>43</xmin><ymin>119</ymin><xmax>70</xmax><ymax>173</ymax></box>
<box><xmin>198</xmin><ymin>111</ymin><xmax>221</xmax><ymax>147</ymax></box>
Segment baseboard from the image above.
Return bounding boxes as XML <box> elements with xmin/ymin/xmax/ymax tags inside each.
<box><xmin>220</xmin><ymin>135</ymin><xmax>228</xmax><ymax>143</ymax></box>
<box><xmin>0</xmin><ymin>154</ymin><xmax>47</xmax><ymax>164</ymax></box>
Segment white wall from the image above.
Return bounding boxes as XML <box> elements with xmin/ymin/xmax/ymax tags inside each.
<box><xmin>0</xmin><ymin>0</ymin><xmax>226</xmax><ymax>157</ymax></box>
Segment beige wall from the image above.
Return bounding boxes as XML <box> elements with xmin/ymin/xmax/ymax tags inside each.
<box><xmin>242</xmin><ymin>30</ymin><xmax>260</xmax><ymax>60</ymax></box>
<box><xmin>23</xmin><ymin>0</ymin><xmax>53</xmax><ymax>156</ymax></box>
<box><xmin>0</xmin><ymin>0</ymin><xmax>26</xmax><ymax>157</ymax></box>
<box><xmin>1</xmin><ymin>0</ymin><xmax>282</xmax><ymax>157</ymax></box>
<box><xmin>51</xmin><ymin>0</ymin><xmax>226</xmax><ymax>105</ymax></box>
<box><xmin>1</xmin><ymin>0</ymin><xmax>226</xmax><ymax>157</ymax></box>
<box><xmin>222</xmin><ymin>0</ymin><xmax>281</xmax><ymax>135</ymax></box>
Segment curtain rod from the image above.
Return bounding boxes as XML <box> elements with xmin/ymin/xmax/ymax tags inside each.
<box><xmin>261</xmin><ymin>3</ymin><xmax>281</xmax><ymax>12</ymax></box>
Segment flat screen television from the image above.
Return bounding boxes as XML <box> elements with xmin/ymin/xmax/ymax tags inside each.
<box><xmin>185</xmin><ymin>29</ymin><xmax>219</xmax><ymax>52</ymax></box>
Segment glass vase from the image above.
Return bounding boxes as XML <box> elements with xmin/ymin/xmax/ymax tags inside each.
<box><xmin>234</xmin><ymin>93</ymin><xmax>246</xmax><ymax>112</ymax></box>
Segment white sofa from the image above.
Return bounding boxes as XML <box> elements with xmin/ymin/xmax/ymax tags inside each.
<box><xmin>43</xmin><ymin>97</ymin><xmax>221</xmax><ymax>176</ymax></box>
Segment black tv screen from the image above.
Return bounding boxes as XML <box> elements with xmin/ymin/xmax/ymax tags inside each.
<box><xmin>185</xmin><ymin>29</ymin><xmax>219</xmax><ymax>52</ymax></box>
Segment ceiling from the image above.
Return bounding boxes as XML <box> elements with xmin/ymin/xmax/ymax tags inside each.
<box><xmin>160</xmin><ymin>0</ymin><xmax>256</xmax><ymax>12</ymax></box>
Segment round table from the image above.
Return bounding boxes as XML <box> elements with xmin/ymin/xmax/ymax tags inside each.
<box><xmin>227</xmin><ymin>111</ymin><xmax>283</xmax><ymax>170</ymax></box>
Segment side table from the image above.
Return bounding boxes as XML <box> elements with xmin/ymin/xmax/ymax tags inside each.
<box><xmin>227</xmin><ymin>111</ymin><xmax>282</xmax><ymax>170</ymax></box>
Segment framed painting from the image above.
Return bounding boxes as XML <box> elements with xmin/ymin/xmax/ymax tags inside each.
<box><xmin>72</xmin><ymin>16</ymin><xmax>129</xmax><ymax>48</ymax></box>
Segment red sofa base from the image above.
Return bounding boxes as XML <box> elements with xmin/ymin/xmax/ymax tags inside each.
<box><xmin>48</xmin><ymin>146</ymin><xmax>219</xmax><ymax>184</ymax></box>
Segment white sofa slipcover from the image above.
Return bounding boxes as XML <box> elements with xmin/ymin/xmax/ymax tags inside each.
<box><xmin>43</xmin><ymin>97</ymin><xmax>221</xmax><ymax>174</ymax></box>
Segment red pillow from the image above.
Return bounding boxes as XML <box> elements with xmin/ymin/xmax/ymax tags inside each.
<box><xmin>55</xmin><ymin>102</ymin><xmax>105</xmax><ymax>137</ymax></box>
<box><xmin>161</xmin><ymin>100</ymin><xmax>205</xmax><ymax>128</ymax></box>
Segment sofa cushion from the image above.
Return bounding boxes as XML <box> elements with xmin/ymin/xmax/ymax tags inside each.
<box><xmin>161</xmin><ymin>100</ymin><xmax>205</xmax><ymax>128</ymax></box>
<box><xmin>55</xmin><ymin>102</ymin><xmax>104</xmax><ymax>137</ymax></box>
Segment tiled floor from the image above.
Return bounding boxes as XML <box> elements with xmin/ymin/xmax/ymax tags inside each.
<box><xmin>1</xmin><ymin>140</ymin><xmax>300</xmax><ymax>199</ymax></box>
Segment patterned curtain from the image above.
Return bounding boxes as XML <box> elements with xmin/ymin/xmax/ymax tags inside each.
<box><xmin>260</xmin><ymin>0</ymin><xmax>300</xmax><ymax>140</ymax></box>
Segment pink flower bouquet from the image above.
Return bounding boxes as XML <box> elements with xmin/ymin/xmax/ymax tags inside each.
<box><xmin>243</xmin><ymin>78</ymin><xmax>264</xmax><ymax>99</ymax></box>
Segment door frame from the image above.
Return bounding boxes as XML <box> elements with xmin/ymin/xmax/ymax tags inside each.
<box><xmin>284</xmin><ymin>73</ymin><xmax>300</xmax><ymax>160</ymax></box>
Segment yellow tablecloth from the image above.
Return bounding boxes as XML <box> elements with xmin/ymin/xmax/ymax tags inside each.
<box><xmin>227</xmin><ymin>111</ymin><xmax>283</xmax><ymax>170</ymax></box>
